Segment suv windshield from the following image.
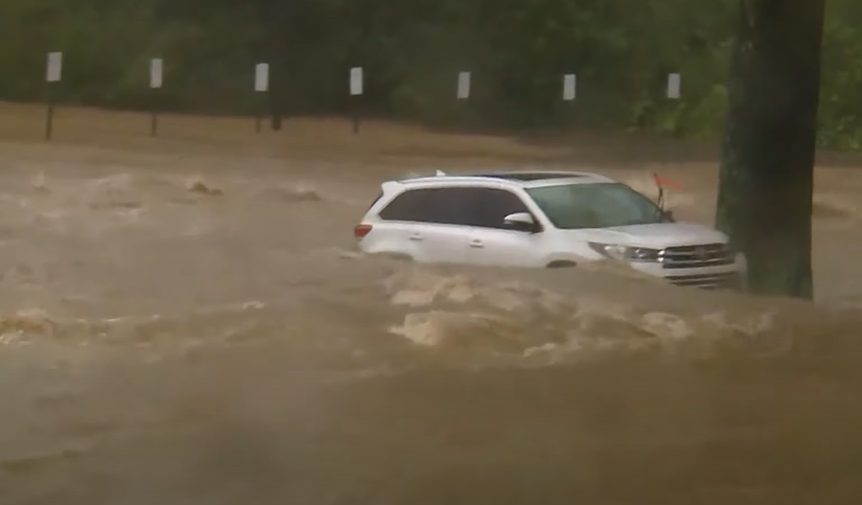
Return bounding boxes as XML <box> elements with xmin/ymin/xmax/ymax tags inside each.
<box><xmin>526</xmin><ymin>182</ymin><xmax>668</xmax><ymax>229</ymax></box>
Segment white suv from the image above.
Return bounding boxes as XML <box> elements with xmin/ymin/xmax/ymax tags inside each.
<box><xmin>354</xmin><ymin>170</ymin><xmax>746</xmax><ymax>289</ymax></box>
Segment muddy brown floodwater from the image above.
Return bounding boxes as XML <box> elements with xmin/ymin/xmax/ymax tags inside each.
<box><xmin>2</xmin><ymin>111</ymin><xmax>862</xmax><ymax>504</ymax></box>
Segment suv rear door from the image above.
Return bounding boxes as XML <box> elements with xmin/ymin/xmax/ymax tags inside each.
<box><xmin>375</xmin><ymin>187</ymin><xmax>473</xmax><ymax>263</ymax></box>
<box><xmin>374</xmin><ymin>185</ymin><xmax>544</xmax><ymax>266</ymax></box>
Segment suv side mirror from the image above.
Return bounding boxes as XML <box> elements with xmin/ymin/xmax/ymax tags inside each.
<box><xmin>503</xmin><ymin>212</ymin><xmax>537</xmax><ymax>232</ymax></box>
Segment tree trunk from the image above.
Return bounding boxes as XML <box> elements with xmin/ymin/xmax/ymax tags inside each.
<box><xmin>715</xmin><ymin>0</ymin><xmax>826</xmax><ymax>299</ymax></box>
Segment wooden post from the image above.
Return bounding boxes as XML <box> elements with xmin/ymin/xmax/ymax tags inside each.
<box><xmin>349</xmin><ymin>67</ymin><xmax>363</xmax><ymax>134</ymax></box>
<box><xmin>44</xmin><ymin>52</ymin><xmax>62</xmax><ymax>141</ymax></box>
<box><xmin>149</xmin><ymin>58</ymin><xmax>163</xmax><ymax>137</ymax></box>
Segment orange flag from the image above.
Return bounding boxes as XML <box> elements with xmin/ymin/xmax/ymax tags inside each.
<box><xmin>653</xmin><ymin>172</ymin><xmax>684</xmax><ymax>190</ymax></box>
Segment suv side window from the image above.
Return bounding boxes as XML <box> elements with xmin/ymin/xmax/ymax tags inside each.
<box><xmin>425</xmin><ymin>187</ymin><xmax>475</xmax><ymax>225</ymax></box>
<box><xmin>379</xmin><ymin>187</ymin><xmax>475</xmax><ymax>224</ymax></box>
<box><xmin>380</xmin><ymin>188</ymin><xmax>436</xmax><ymax>223</ymax></box>
<box><xmin>467</xmin><ymin>188</ymin><xmax>534</xmax><ymax>230</ymax></box>
<box><xmin>378</xmin><ymin>186</ymin><xmax>534</xmax><ymax>230</ymax></box>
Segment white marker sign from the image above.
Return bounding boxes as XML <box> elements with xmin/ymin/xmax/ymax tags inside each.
<box><xmin>150</xmin><ymin>58</ymin><xmax>163</xmax><ymax>88</ymax></box>
<box><xmin>457</xmin><ymin>71</ymin><xmax>471</xmax><ymax>100</ymax></box>
<box><xmin>46</xmin><ymin>52</ymin><xmax>62</xmax><ymax>82</ymax></box>
<box><xmin>667</xmin><ymin>73</ymin><xmax>681</xmax><ymax>99</ymax></box>
<box><xmin>350</xmin><ymin>67</ymin><xmax>363</xmax><ymax>96</ymax></box>
<box><xmin>254</xmin><ymin>63</ymin><xmax>269</xmax><ymax>92</ymax></box>
<box><xmin>563</xmin><ymin>74</ymin><xmax>576</xmax><ymax>101</ymax></box>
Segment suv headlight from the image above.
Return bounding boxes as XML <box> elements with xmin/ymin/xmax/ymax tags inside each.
<box><xmin>588</xmin><ymin>242</ymin><xmax>661</xmax><ymax>262</ymax></box>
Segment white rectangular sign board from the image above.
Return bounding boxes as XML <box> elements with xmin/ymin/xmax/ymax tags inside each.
<box><xmin>563</xmin><ymin>74</ymin><xmax>576</xmax><ymax>101</ymax></box>
<box><xmin>150</xmin><ymin>58</ymin><xmax>163</xmax><ymax>88</ymax></box>
<box><xmin>667</xmin><ymin>73</ymin><xmax>681</xmax><ymax>99</ymax></box>
<box><xmin>46</xmin><ymin>52</ymin><xmax>62</xmax><ymax>82</ymax></box>
<box><xmin>350</xmin><ymin>67</ymin><xmax>363</xmax><ymax>95</ymax></box>
<box><xmin>457</xmin><ymin>71</ymin><xmax>471</xmax><ymax>100</ymax></box>
<box><xmin>254</xmin><ymin>63</ymin><xmax>269</xmax><ymax>92</ymax></box>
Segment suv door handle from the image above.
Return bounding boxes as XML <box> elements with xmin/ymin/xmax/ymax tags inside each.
<box><xmin>408</xmin><ymin>232</ymin><xmax>423</xmax><ymax>241</ymax></box>
<box><xmin>469</xmin><ymin>239</ymin><xmax>484</xmax><ymax>248</ymax></box>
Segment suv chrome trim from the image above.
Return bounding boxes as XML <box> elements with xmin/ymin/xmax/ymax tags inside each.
<box><xmin>661</xmin><ymin>243</ymin><xmax>734</xmax><ymax>269</ymax></box>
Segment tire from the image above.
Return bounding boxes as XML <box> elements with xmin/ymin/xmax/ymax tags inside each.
<box><xmin>546</xmin><ymin>260</ymin><xmax>577</xmax><ymax>268</ymax></box>
<box><xmin>371</xmin><ymin>251</ymin><xmax>415</xmax><ymax>262</ymax></box>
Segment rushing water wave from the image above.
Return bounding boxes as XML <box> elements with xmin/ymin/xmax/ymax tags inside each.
<box><xmin>2</xmin><ymin>143</ymin><xmax>862</xmax><ymax>503</ymax></box>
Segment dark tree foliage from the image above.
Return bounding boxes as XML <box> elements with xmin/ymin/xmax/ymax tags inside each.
<box><xmin>715</xmin><ymin>0</ymin><xmax>826</xmax><ymax>298</ymax></box>
<box><xmin>0</xmin><ymin>0</ymin><xmax>857</xmax><ymax>146</ymax></box>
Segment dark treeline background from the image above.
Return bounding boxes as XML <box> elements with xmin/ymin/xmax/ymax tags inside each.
<box><xmin>0</xmin><ymin>0</ymin><xmax>860</xmax><ymax>148</ymax></box>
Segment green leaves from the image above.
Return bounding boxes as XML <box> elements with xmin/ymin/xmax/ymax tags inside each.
<box><xmin>0</xmin><ymin>0</ymin><xmax>858</xmax><ymax>149</ymax></box>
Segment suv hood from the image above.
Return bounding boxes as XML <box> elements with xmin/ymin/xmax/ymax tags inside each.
<box><xmin>568</xmin><ymin>222</ymin><xmax>728</xmax><ymax>249</ymax></box>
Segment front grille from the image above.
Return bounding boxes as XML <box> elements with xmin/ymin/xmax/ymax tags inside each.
<box><xmin>661</xmin><ymin>243</ymin><xmax>734</xmax><ymax>269</ymax></box>
<box><xmin>666</xmin><ymin>272</ymin><xmax>741</xmax><ymax>290</ymax></box>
